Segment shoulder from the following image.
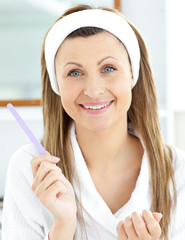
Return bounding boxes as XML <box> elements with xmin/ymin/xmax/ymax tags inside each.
<box><xmin>172</xmin><ymin>147</ymin><xmax>185</xmax><ymax>172</ymax></box>
<box><xmin>169</xmin><ymin>148</ymin><xmax>185</xmax><ymax>238</ymax></box>
<box><xmin>5</xmin><ymin>143</ymin><xmax>42</xmax><ymax>210</ymax></box>
<box><xmin>9</xmin><ymin>143</ymin><xmax>39</xmax><ymax>164</ymax></box>
<box><xmin>7</xmin><ymin>143</ymin><xmax>40</xmax><ymax>185</ymax></box>
<box><xmin>171</xmin><ymin>147</ymin><xmax>185</xmax><ymax>191</ymax></box>
<box><xmin>10</xmin><ymin>142</ymin><xmax>40</xmax><ymax>160</ymax></box>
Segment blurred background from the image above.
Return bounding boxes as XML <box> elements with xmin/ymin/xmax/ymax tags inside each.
<box><xmin>0</xmin><ymin>0</ymin><xmax>185</xmax><ymax>237</ymax></box>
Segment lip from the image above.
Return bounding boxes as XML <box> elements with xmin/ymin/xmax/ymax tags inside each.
<box><xmin>79</xmin><ymin>100</ymin><xmax>113</xmax><ymax>115</ymax></box>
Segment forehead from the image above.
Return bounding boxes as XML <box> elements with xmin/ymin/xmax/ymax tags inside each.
<box><xmin>55</xmin><ymin>31</ymin><xmax>129</xmax><ymax>61</ymax></box>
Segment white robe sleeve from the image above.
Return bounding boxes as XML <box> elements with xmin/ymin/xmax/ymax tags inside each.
<box><xmin>2</xmin><ymin>144</ymin><xmax>53</xmax><ymax>240</ymax></box>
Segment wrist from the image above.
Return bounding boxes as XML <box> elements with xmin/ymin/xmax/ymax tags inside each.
<box><xmin>49</xmin><ymin>218</ymin><xmax>76</xmax><ymax>240</ymax></box>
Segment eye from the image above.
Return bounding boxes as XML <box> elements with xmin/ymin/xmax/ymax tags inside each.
<box><xmin>102</xmin><ymin>66</ymin><xmax>116</xmax><ymax>73</ymax></box>
<box><xmin>68</xmin><ymin>70</ymin><xmax>82</xmax><ymax>76</ymax></box>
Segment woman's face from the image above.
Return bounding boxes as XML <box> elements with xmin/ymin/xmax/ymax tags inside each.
<box><xmin>55</xmin><ymin>31</ymin><xmax>134</xmax><ymax>132</ymax></box>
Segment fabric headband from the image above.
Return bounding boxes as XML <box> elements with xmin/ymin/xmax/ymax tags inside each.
<box><xmin>45</xmin><ymin>9</ymin><xmax>140</xmax><ymax>95</ymax></box>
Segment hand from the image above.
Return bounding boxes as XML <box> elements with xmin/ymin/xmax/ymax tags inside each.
<box><xmin>31</xmin><ymin>154</ymin><xmax>77</xmax><ymax>223</ymax></box>
<box><xmin>116</xmin><ymin>210</ymin><xmax>162</xmax><ymax>240</ymax></box>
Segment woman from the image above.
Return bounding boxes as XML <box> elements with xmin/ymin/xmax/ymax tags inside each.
<box><xmin>2</xmin><ymin>4</ymin><xmax>185</xmax><ymax>240</ymax></box>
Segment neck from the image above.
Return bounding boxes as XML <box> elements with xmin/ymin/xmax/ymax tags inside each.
<box><xmin>75</xmin><ymin>121</ymin><xmax>140</xmax><ymax>173</ymax></box>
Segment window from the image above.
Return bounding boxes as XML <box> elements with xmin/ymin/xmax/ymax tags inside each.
<box><xmin>0</xmin><ymin>0</ymin><xmax>56</xmax><ymax>101</ymax></box>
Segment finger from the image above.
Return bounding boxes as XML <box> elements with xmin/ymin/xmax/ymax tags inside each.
<box><xmin>32</xmin><ymin>162</ymin><xmax>69</xmax><ymax>194</ymax></box>
<box><xmin>32</xmin><ymin>161</ymin><xmax>61</xmax><ymax>191</ymax></box>
<box><xmin>38</xmin><ymin>181</ymin><xmax>67</xmax><ymax>207</ymax></box>
<box><xmin>33</xmin><ymin>170</ymin><xmax>65</xmax><ymax>198</ymax></box>
<box><xmin>31</xmin><ymin>154</ymin><xmax>60</xmax><ymax>177</ymax></box>
<box><xmin>123</xmin><ymin>216</ymin><xmax>138</xmax><ymax>238</ymax></box>
<box><xmin>152</xmin><ymin>212</ymin><xmax>163</xmax><ymax>223</ymax></box>
<box><xmin>131</xmin><ymin>211</ymin><xmax>151</xmax><ymax>239</ymax></box>
<box><xmin>142</xmin><ymin>209</ymin><xmax>162</xmax><ymax>239</ymax></box>
<box><xmin>116</xmin><ymin>220</ymin><xmax>128</xmax><ymax>240</ymax></box>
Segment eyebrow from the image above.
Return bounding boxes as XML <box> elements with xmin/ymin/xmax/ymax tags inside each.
<box><xmin>63</xmin><ymin>56</ymin><xmax>118</xmax><ymax>69</ymax></box>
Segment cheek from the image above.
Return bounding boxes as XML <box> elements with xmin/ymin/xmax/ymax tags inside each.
<box><xmin>59</xmin><ymin>84</ymin><xmax>79</xmax><ymax>118</ymax></box>
<box><xmin>59</xmin><ymin>80</ymin><xmax>74</xmax><ymax>103</ymax></box>
<box><xmin>111</xmin><ymin>79</ymin><xmax>132</xmax><ymax>110</ymax></box>
<box><xmin>120</xmin><ymin>88</ymin><xmax>132</xmax><ymax>111</ymax></box>
<box><xmin>60</xmin><ymin>91</ymin><xmax>74</xmax><ymax>109</ymax></box>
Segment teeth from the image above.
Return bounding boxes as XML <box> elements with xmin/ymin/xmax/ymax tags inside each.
<box><xmin>83</xmin><ymin>101</ymin><xmax>112</xmax><ymax>110</ymax></box>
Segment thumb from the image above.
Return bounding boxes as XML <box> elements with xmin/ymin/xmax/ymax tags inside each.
<box><xmin>153</xmin><ymin>212</ymin><xmax>163</xmax><ymax>222</ymax></box>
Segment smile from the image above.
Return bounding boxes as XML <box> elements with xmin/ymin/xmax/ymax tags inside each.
<box><xmin>80</xmin><ymin>100</ymin><xmax>113</xmax><ymax>114</ymax></box>
<box><xmin>83</xmin><ymin>101</ymin><xmax>112</xmax><ymax>110</ymax></box>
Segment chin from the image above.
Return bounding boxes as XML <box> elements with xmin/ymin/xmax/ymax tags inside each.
<box><xmin>82</xmin><ymin>120</ymin><xmax>113</xmax><ymax>133</ymax></box>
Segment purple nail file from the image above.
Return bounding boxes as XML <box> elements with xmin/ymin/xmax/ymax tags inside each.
<box><xmin>7</xmin><ymin>103</ymin><xmax>47</xmax><ymax>155</ymax></box>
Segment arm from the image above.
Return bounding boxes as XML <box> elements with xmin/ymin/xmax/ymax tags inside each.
<box><xmin>31</xmin><ymin>154</ymin><xmax>77</xmax><ymax>240</ymax></box>
<box><xmin>2</xmin><ymin>146</ymin><xmax>51</xmax><ymax>239</ymax></box>
<box><xmin>48</xmin><ymin>219</ymin><xmax>76</xmax><ymax>240</ymax></box>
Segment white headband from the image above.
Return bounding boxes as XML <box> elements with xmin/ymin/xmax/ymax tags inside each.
<box><xmin>45</xmin><ymin>9</ymin><xmax>140</xmax><ymax>95</ymax></box>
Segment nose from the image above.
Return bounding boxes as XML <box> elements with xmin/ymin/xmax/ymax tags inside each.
<box><xmin>83</xmin><ymin>77</ymin><xmax>105</xmax><ymax>98</ymax></box>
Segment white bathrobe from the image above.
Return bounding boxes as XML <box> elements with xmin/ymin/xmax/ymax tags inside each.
<box><xmin>2</xmin><ymin>125</ymin><xmax>185</xmax><ymax>239</ymax></box>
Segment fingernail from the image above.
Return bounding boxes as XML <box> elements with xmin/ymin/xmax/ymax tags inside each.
<box><xmin>158</xmin><ymin>213</ymin><xmax>163</xmax><ymax>219</ymax></box>
<box><xmin>51</xmin><ymin>156</ymin><xmax>60</xmax><ymax>162</ymax></box>
<box><xmin>154</xmin><ymin>212</ymin><xmax>163</xmax><ymax>217</ymax></box>
<box><xmin>153</xmin><ymin>212</ymin><xmax>163</xmax><ymax>222</ymax></box>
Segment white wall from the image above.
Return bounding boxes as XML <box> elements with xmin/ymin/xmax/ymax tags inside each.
<box><xmin>166</xmin><ymin>0</ymin><xmax>185</xmax><ymax>111</ymax></box>
<box><xmin>121</xmin><ymin>0</ymin><xmax>170</xmax><ymax>142</ymax></box>
<box><xmin>121</xmin><ymin>0</ymin><xmax>185</xmax><ymax>150</ymax></box>
<box><xmin>165</xmin><ymin>0</ymin><xmax>185</xmax><ymax>151</ymax></box>
<box><xmin>121</xmin><ymin>0</ymin><xmax>166</xmax><ymax>108</ymax></box>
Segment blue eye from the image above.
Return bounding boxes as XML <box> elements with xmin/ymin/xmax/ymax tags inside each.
<box><xmin>102</xmin><ymin>66</ymin><xmax>116</xmax><ymax>73</ymax></box>
<box><xmin>68</xmin><ymin>70</ymin><xmax>82</xmax><ymax>76</ymax></box>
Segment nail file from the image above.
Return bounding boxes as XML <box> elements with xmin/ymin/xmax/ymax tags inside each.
<box><xmin>7</xmin><ymin>103</ymin><xmax>47</xmax><ymax>155</ymax></box>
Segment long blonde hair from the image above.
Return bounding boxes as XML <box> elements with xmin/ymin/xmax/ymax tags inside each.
<box><xmin>41</xmin><ymin>4</ymin><xmax>176</xmax><ymax>239</ymax></box>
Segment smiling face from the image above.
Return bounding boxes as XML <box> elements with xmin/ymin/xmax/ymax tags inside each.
<box><xmin>55</xmin><ymin>31</ymin><xmax>134</xmax><ymax>132</ymax></box>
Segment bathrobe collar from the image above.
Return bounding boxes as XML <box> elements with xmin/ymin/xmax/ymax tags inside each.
<box><xmin>70</xmin><ymin>124</ymin><xmax>152</xmax><ymax>236</ymax></box>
